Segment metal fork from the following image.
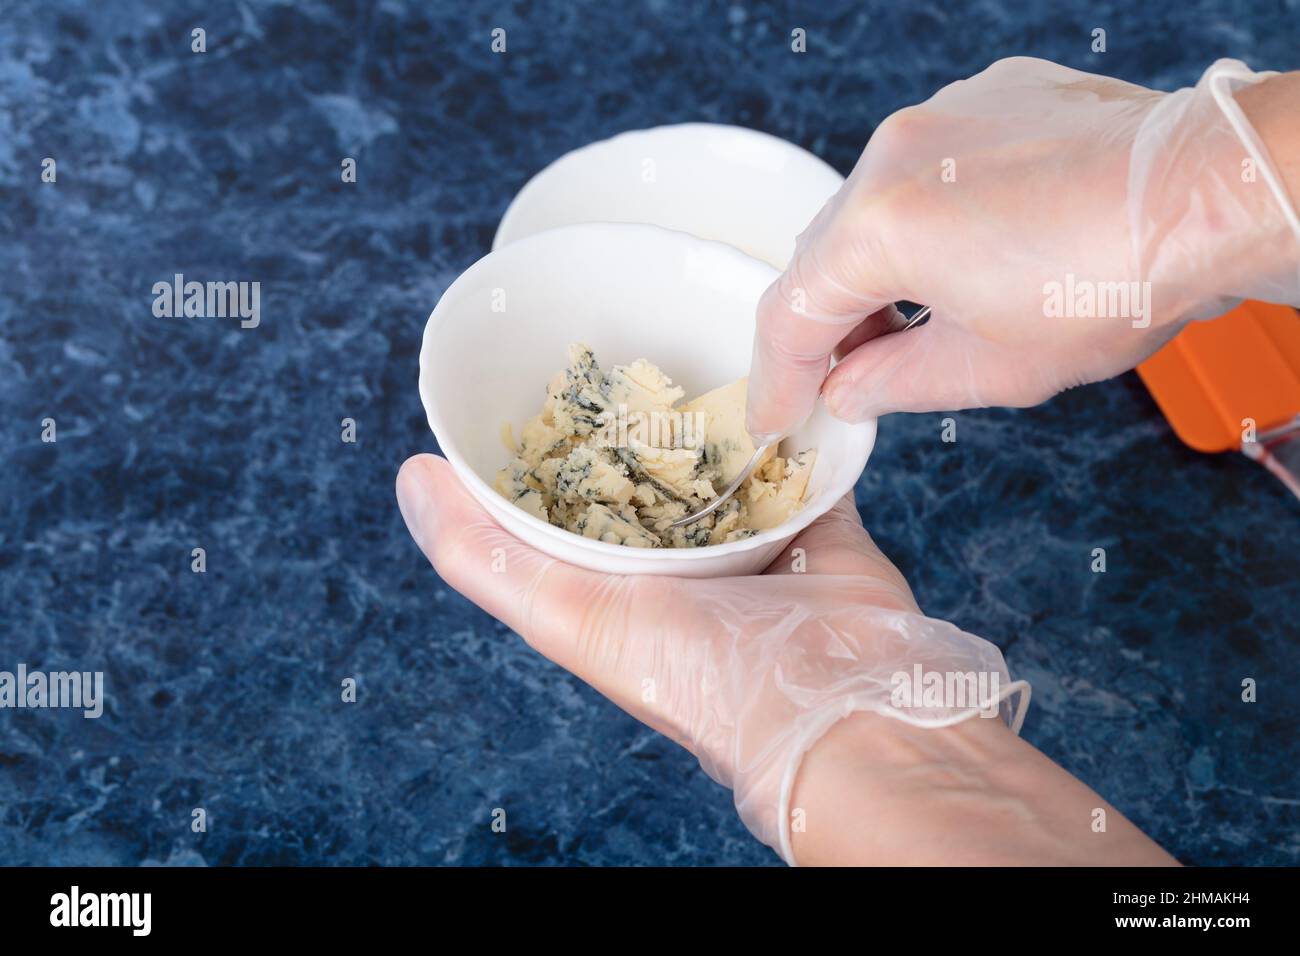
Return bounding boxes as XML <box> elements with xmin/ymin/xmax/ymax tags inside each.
<box><xmin>669</xmin><ymin>305</ymin><xmax>931</xmax><ymax>528</ymax></box>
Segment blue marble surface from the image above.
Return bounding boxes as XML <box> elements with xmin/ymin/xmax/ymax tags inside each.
<box><xmin>0</xmin><ymin>0</ymin><xmax>1296</xmax><ymax>866</ymax></box>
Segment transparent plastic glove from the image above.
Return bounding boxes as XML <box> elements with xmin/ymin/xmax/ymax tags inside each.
<box><xmin>396</xmin><ymin>454</ymin><xmax>1030</xmax><ymax>864</ymax></box>
<box><xmin>747</xmin><ymin>57</ymin><xmax>1300</xmax><ymax>438</ymax></box>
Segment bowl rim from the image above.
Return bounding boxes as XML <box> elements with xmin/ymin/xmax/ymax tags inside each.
<box><xmin>420</xmin><ymin>221</ymin><xmax>876</xmax><ymax>563</ymax></box>
<box><xmin>493</xmin><ymin>122</ymin><xmax>844</xmax><ymax>254</ymax></box>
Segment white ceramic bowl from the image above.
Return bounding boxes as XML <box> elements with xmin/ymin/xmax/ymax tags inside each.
<box><xmin>420</xmin><ymin>222</ymin><xmax>876</xmax><ymax>578</ymax></box>
<box><xmin>493</xmin><ymin>123</ymin><xmax>843</xmax><ymax>269</ymax></box>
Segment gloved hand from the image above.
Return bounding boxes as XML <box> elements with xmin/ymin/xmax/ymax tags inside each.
<box><xmin>746</xmin><ymin>57</ymin><xmax>1300</xmax><ymax>439</ymax></box>
<box><xmin>396</xmin><ymin>454</ymin><xmax>1029</xmax><ymax>864</ymax></box>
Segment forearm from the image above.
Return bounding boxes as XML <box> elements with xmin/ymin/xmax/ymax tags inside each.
<box><xmin>789</xmin><ymin>710</ymin><xmax>1178</xmax><ymax>866</ymax></box>
<box><xmin>1205</xmin><ymin>68</ymin><xmax>1300</xmax><ymax>306</ymax></box>
<box><xmin>1238</xmin><ymin>71</ymin><xmax>1300</xmax><ymax>202</ymax></box>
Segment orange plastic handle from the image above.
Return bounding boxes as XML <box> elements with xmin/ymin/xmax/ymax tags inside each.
<box><xmin>1137</xmin><ymin>301</ymin><xmax>1300</xmax><ymax>453</ymax></box>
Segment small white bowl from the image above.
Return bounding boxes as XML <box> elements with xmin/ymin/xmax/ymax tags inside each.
<box><xmin>420</xmin><ymin>222</ymin><xmax>876</xmax><ymax>578</ymax></box>
<box><xmin>493</xmin><ymin>123</ymin><xmax>843</xmax><ymax>269</ymax></box>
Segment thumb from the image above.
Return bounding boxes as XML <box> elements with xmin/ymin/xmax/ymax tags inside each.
<box><xmin>821</xmin><ymin>319</ymin><xmax>1049</xmax><ymax>418</ymax></box>
<box><xmin>395</xmin><ymin>453</ymin><xmax>694</xmax><ymax>730</ymax></box>
<box><xmin>745</xmin><ymin>215</ymin><xmax>903</xmax><ymax>442</ymax></box>
<box><xmin>396</xmin><ymin>453</ymin><xmax>634</xmax><ymax>663</ymax></box>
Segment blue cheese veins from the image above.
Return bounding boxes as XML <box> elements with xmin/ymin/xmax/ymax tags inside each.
<box><xmin>494</xmin><ymin>343</ymin><xmax>817</xmax><ymax>548</ymax></box>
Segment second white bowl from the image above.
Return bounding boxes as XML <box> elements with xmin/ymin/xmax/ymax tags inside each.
<box><xmin>493</xmin><ymin>123</ymin><xmax>843</xmax><ymax>269</ymax></box>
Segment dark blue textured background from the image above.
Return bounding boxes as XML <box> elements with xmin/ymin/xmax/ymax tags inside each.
<box><xmin>1</xmin><ymin>0</ymin><xmax>1296</xmax><ymax>866</ymax></box>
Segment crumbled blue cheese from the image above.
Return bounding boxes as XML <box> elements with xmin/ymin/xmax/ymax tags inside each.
<box><xmin>574</xmin><ymin>502</ymin><xmax>662</xmax><ymax>548</ymax></box>
<box><xmin>553</xmin><ymin>446</ymin><xmax>634</xmax><ymax>505</ymax></box>
<box><xmin>494</xmin><ymin>344</ymin><xmax>817</xmax><ymax>548</ymax></box>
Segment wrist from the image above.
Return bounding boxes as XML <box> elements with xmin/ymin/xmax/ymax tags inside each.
<box><xmin>1206</xmin><ymin>65</ymin><xmax>1300</xmax><ymax>306</ymax></box>
<box><xmin>1237</xmin><ymin>72</ymin><xmax>1300</xmax><ymax>300</ymax></box>
<box><xmin>1236</xmin><ymin>72</ymin><xmax>1300</xmax><ymax>214</ymax></box>
<box><xmin>786</xmin><ymin>709</ymin><xmax>1010</xmax><ymax>866</ymax></box>
<box><xmin>787</xmin><ymin>708</ymin><xmax>1179</xmax><ymax>866</ymax></box>
<box><xmin>1130</xmin><ymin>61</ymin><xmax>1300</xmax><ymax>320</ymax></box>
